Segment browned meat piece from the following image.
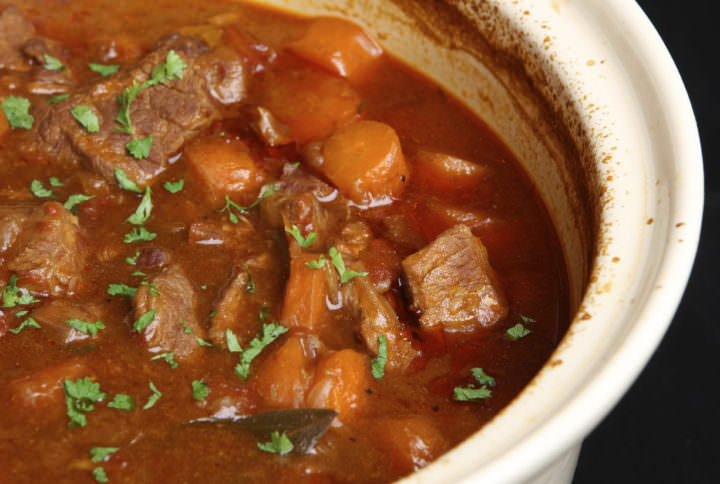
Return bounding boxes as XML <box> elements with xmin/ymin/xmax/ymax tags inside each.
<box><xmin>21</xmin><ymin>37</ymin><xmax>74</xmax><ymax>95</ymax></box>
<box><xmin>3</xmin><ymin>202</ymin><xmax>88</xmax><ymax>297</ymax></box>
<box><xmin>135</xmin><ymin>247</ymin><xmax>170</xmax><ymax>270</ymax></box>
<box><xmin>0</xmin><ymin>6</ymin><xmax>35</xmax><ymax>71</ymax></box>
<box><xmin>0</xmin><ymin>205</ymin><xmax>33</xmax><ymax>254</ymax></box>
<box><xmin>30</xmin><ymin>299</ymin><xmax>106</xmax><ymax>344</ymax></box>
<box><xmin>6</xmin><ymin>359</ymin><xmax>87</xmax><ymax>410</ymax></box>
<box><xmin>401</xmin><ymin>224</ymin><xmax>508</xmax><ymax>331</ymax></box>
<box><xmin>32</xmin><ymin>33</ymin><xmax>248</xmax><ymax>188</ymax></box>
<box><xmin>133</xmin><ymin>264</ymin><xmax>204</xmax><ymax>361</ymax></box>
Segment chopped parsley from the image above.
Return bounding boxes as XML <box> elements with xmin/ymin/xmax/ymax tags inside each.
<box><xmin>244</xmin><ymin>266</ymin><xmax>255</xmax><ymax>294</ymax></box>
<box><xmin>286</xmin><ymin>225</ymin><xmax>317</xmax><ymax>248</ymax></box>
<box><xmin>64</xmin><ymin>193</ymin><xmax>95</xmax><ymax>212</ymax></box>
<box><xmin>30</xmin><ymin>179</ymin><xmax>55</xmax><ymax>198</ymax></box>
<box><xmin>126</xmin><ymin>135</ymin><xmax>153</xmax><ymax>159</ymax></box>
<box><xmin>196</xmin><ymin>336</ymin><xmax>214</xmax><ymax>347</ymax></box>
<box><xmin>225</xmin><ymin>329</ymin><xmax>242</xmax><ymax>353</ymax></box>
<box><xmin>114</xmin><ymin>168</ymin><xmax>143</xmax><ymax>193</ymax></box>
<box><xmin>49</xmin><ymin>177</ymin><xmax>64</xmax><ymax>187</ymax></box>
<box><xmin>108</xmin><ymin>393</ymin><xmax>135</xmax><ymax>411</ymax></box>
<box><xmin>520</xmin><ymin>315</ymin><xmax>536</xmax><ymax>324</ymax></box>
<box><xmin>234</xmin><ymin>322</ymin><xmax>288</xmax><ymax>380</ymax></box>
<box><xmin>125</xmin><ymin>251</ymin><xmax>141</xmax><ymax>265</ymax></box>
<box><xmin>191</xmin><ymin>379</ymin><xmax>209</xmax><ymax>401</ymax></box>
<box><xmin>107</xmin><ymin>283</ymin><xmax>137</xmax><ymax>298</ymax></box>
<box><xmin>124</xmin><ymin>227</ymin><xmax>157</xmax><ymax>243</ymax></box>
<box><xmin>2</xmin><ymin>274</ymin><xmax>40</xmax><ymax>308</ymax></box>
<box><xmin>90</xmin><ymin>447</ymin><xmax>119</xmax><ymax>463</ymax></box>
<box><xmin>163</xmin><ymin>179</ymin><xmax>184</xmax><ymax>193</ymax></box>
<box><xmin>453</xmin><ymin>367</ymin><xmax>496</xmax><ymax>402</ymax></box>
<box><xmin>181</xmin><ymin>321</ymin><xmax>192</xmax><ymax>334</ymax></box>
<box><xmin>328</xmin><ymin>247</ymin><xmax>368</xmax><ymax>283</ymax></box>
<box><xmin>371</xmin><ymin>335</ymin><xmax>388</xmax><ymax>379</ymax></box>
<box><xmin>63</xmin><ymin>377</ymin><xmax>106</xmax><ymax>428</ymax></box>
<box><xmin>131</xmin><ymin>271</ymin><xmax>146</xmax><ymax>277</ymax></box>
<box><xmin>505</xmin><ymin>323</ymin><xmax>531</xmax><ymax>341</ymax></box>
<box><xmin>89</xmin><ymin>63</ymin><xmax>120</xmax><ymax>77</ymax></box>
<box><xmin>471</xmin><ymin>368</ymin><xmax>496</xmax><ymax>387</ymax></box>
<box><xmin>92</xmin><ymin>467</ymin><xmax>108</xmax><ymax>483</ymax></box>
<box><xmin>219</xmin><ymin>184</ymin><xmax>278</xmax><ymax>223</ymax></box>
<box><xmin>1</xmin><ymin>96</ymin><xmax>33</xmax><ymax>129</ymax></box>
<box><xmin>143</xmin><ymin>381</ymin><xmax>162</xmax><ymax>410</ymax></box>
<box><xmin>305</xmin><ymin>255</ymin><xmax>326</xmax><ymax>270</ymax></box>
<box><xmin>140</xmin><ymin>281</ymin><xmax>160</xmax><ymax>296</ymax></box>
<box><xmin>257</xmin><ymin>431</ymin><xmax>294</xmax><ymax>455</ymax></box>
<box><xmin>47</xmin><ymin>93</ymin><xmax>71</xmax><ymax>104</ymax></box>
<box><xmin>115</xmin><ymin>80</ymin><xmax>144</xmax><ymax>134</ymax></box>
<box><xmin>8</xmin><ymin>317</ymin><xmax>41</xmax><ymax>334</ymax></box>
<box><xmin>43</xmin><ymin>54</ymin><xmax>65</xmax><ymax>70</ymax></box>
<box><xmin>258</xmin><ymin>304</ymin><xmax>271</xmax><ymax>322</ymax></box>
<box><xmin>66</xmin><ymin>319</ymin><xmax>105</xmax><ymax>336</ymax></box>
<box><xmin>133</xmin><ymin>309</ymin><xmax>156</xmax><ymax>333</ymax></box>
<box><xmin>151</xmin><ymin>352</ymin><xmax>178</xmax><ymax>369</ymax></box>
<box><xmin>126</xmin><ymin>187</ymin><xmax>153</xmax><ymax>225</ymax></box>
<box><xmin>71</xmin><ymin>105</ymin><xmax>100</xmax><ymax>133</ymax></box>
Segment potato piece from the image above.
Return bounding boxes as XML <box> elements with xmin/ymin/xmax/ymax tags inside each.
<box><xmin>256</xmin><ymin>333</ymin><xmax>324</xmax><ymax>408</ymax></box>
<box><xmin>287</xmin><ymin>17</ymin><xmax>382</xmax><ymax>81</ymax></box>
<box><xmin>184</xmin><ymin>136</ymin><xmax>268</xmax><ymax>206</ymax></box>
<box><xmin>321</xmin><ymin>120</ymin><xmax>409</xmax><ymax>204</ymax></box>
<box><xmin>372</xmin><ymin>415</ymin><xmax>449</xmax><ymax>474</ymax></box>
<box><xmin>306</xmin><ymin>349</ymin><xmax>371</xmax><ymax>425</ymax></box>
<box><xmin>261</xmin><ymin>68</ymin><xmax>361</xmax><ymax>143</ymax></box>
<box><xmin>411</xmin><ymin>150</ymin><xmax>489</xmax><ymax>193</ymax></box>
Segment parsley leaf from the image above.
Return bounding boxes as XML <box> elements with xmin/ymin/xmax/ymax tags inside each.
<box><xmin>453</xmin><ymin>386</ymin><xmax>492</xmax><ymax>401</ymax></box>
<box><xmin>108</xmin><ymin>393</ymin><xmax>135</xmax><ymax>411</ymax></box>
<box><xmin>63</xmin><ymin>377</ymin><xmax>106</xmax><ymax>428</ymax></box>
<box><xmin>125</xmin><ymin>187</ymin><xmax>153</xmax><ymax>225</ymax></box>
<box><xmin>47</xmin><ymin>93</ymin><xmax>71</xmax><ymax>104</ymax></box>
<box><xmin>66</xmin><ymin>319</ymin><xmax>105</xmax><ymax>336</ymax></box>
<box><xmin>163</xmin><ymin>51</ymin><xmax>187</xmax><ymax>80</ymax></box>
<box><xmin>126</xmin><ymin>135</ymin><xmax>153</xmax><ymax>159</ymax></box>
<box><xmin>163</xmin><ymin>180</ymin><xmax>184</xmax><ymax>193</ymax></box>
<box><xmin>125</xmin><ymin>251</ymin><xmax>140</xmax><ymax>265</ymax></box>
<box><xmin>328</xmin><ymin>247</ymin><xmax>368</xmax><ymax>283</ymax></box>
<box><xmin>196</xmin><ymin>336</ymin><xmax>214</xmax><ymax>347</ymax></box>
<box><xmin>49</xmin><ymin>177</ymin><xmax>64</xmax><ymax>187</ymax></box>
<box><xmin>133</xmin><ymin>309</ymin><xmax>156</xmax><ymax>333</ymax></box>
<box><xmin>471</xmin><ymin>368</ymin><xmax>496</xmax><ymax>387</ymax></box>
<box><xmin>107</xmin><ymin>283</ymin><xmax>136</xmax><ymax>298</ymax></box>
<box><xmin>89</xmin><ymin>63</ymin><xmax>119</xmax><ymax>77</ymax></box>
<box><xmin>115</xmin><ymin>80</ymin><xmax>144</xmax><ymax>134</ymax></box>
<box><xmin>2</xmin><ymin>274</ymin><xmax>40</xmax><ymax>308</ymax></box>
<box><xmin>257</xmin><ymin>431</ymin><xmax>294</xmax><ymax>455</ymax></box>
<box><xmin>1</xmin><ymin>96</ymin><xmax>33</xmax><ymax>129</ymax></box>
<box><xmin>520</xmin><ymin>315</ymin><xmax>536</xmax><ymax>324</ymax></box>
<box><xmin>90</xmin><ymin>447</ymin><xmax>119</xmax><ymax>463</ymax></box>
<box><xmin>286</xmin><ymin>225</ymin><xmax>317</xmax><ymax>248</ymax></box>
<box><xmin>43</xmin><ymin>54</ymin><xmax>65</xmax><ymax>70</ymax></box>
<box><xmin>258</xmin><ymin>304</ymin><xmax>271</xmax><ymax>322</ymax></box>
<box><xmin>151</xmin><ymin>352</ymin><xmax>178</xmax><ymax>369</ymax></box>
<box><xmin>30</xmin><ymin>179</ymin><xmax>54</xmax><ymax>198</ymax></box>
<box><xmin>371</xmin><ymin>335</ymin><xmax>388</xmax><ymax>379</ymax></box>
<box><xmin>140</xmin><ymin>281</ymin><xmax>160</xmax><ymax>295</ymax></box>
<box><xmin>225</xmin><ymin>329</ymin><xmax>242</xmax><ymax>353</ymax></box>
<box><xmin>219</xmin><ymin>184</ymin><xmax>278</xmax><ymax>223</ymax></box>
<box><xmin>505</xmin><ymin>323</ymin><xmax>531</xmax><ymax>341</ymax></box>
<box><xmin>9</xmin><ymin>317</ymin><xmax>41</xmax><ymax>334</ymax></box>
<box><xmin>71</xmin><ymin>105</ymin><xmax>100</xmax><ymax>133</ymax></box>
<box><xmin>114</xmin><ymin>167</ymin><xmax>142</xmax><ymax>193</ymax></box>
<box><xmin>305</xmin><ymin>255</ymin><xmax>326</xmax><ymax>270</ymax></box>
<box><xmin>124</xmin><ymin>227</ymin><xmax>157</xmax><ymax>243</ymax></box>
<box><xmin>64</xmin><ymin>193</ymin><xmax>95</xmax><ymax>212</ymax></box>
<box><xmin>234</xmin><ymin>322</ymin><xmax>288</xmax><ymax>380</ymax></box>
<box><xmin>191</xmin><ymin>379</ymin><xmax>209</xmax><ymax>401</ymax></box>
<box><xmin>92</xmin><ymin>467</ymin><xmax>108</xmax><ymax>483</ymax></box>
<box><xmin>143</xmin><ymin>381</ymin><xmax>162</xmax><ymax>410</ymax></box>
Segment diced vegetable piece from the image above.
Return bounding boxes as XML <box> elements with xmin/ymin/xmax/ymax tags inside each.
<box><xmin>411</xmin><ymin>150</ymin><xmax>489</xmax><ymax>193</ymax></box>
<box><xmin>280</xmin><ymin>253</ymin><xmax>336</xmax><ymax>332</ymax></box>
<box><xmin>372</xmin><ymin>416</ymin><xmax>449</xmax><ymax>474</ymax></box>
<box><xmin>261</xmin><ymin>68</ymin><xmax>360</xmax><ymax>143</ymax></box>
<box><xmin>321</xmin><ymin>121</ymin><xmax>408</xmax><ymax>204</ymax></box>
<box><xmin>256</xmin><ymin>333</ymin><xmax>323</xmax><ymax>408</ymax></box>
<box><xmin>184</xmin><ymin>136</ymin><xmax>269</xmax><ymax>206</ymax></box>
<box><xmin>305</xmin><ymin>349</ymin><xmax>371</xmax><ymax>424</ymax></box>
<box><xmin>287</xmin><ymin>17</ymin><xmax>382</xmax><ymax>81</ymax></box>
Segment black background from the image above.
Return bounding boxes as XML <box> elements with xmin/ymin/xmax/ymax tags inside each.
<box><xmin>573</xmin><ymin>1</ymin><xmax>718</xmax><ymax>483</ymax></box>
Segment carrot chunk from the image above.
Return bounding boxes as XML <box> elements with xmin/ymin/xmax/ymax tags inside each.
<box><xmin>280</xmin><ymin>254</ymin><xmax>335</xmax><ymax>332</ymax></box>
<box><xmin>287</xmin><ymin>17</ymin><xmax>382</xmax><ymax>82</ymax></box>
<box><xmin>305</xmin><ymin>349</ymin><xmax>371</xmax><ymax>424</ymax></box>
<box><xmin>321</xmin><ymin>120</ymin><xmax>409</xmax><ymax>205</ymax></box>
<box><xmin>372</xmin><ymin>415</ymin><xmax>449</xmax><ymax>474</ymax></box>
<box><xmin>184</xmin><ymin>135</ymin><xmax>268</xmax><ymax>206</ymax></box>
<box><xmin>260</xmin><ymin>68</ymin><xmax>361</xmax><ymax>143</ymax></box>
<box><xmin>411</xmin><ymin>149</ymin><xmax>489</xmax><ymax>193</ymax></box>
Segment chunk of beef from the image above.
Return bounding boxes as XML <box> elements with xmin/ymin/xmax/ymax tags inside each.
<box><xmin>135</xmin><ymin>247</ymin><xmax>169</xmax><ymax>270</ymax></box>
<box><xmin>2</xmin><ymin>202</ymin><xmax>88</xmax><ymax>297</ymax></box>
<box><xmin>133</xmin><ymin>264</ymin><xmax>204</xmax><ymax>361</ymax></box>
<box><xmin>401</xmin><ymin>224</ymin><xmax>508</xmax><ymax>331</ymax></box>
<box><xmin>0</xmin><ymin>6</ymin><xmax>35</xmax><ymax>71</ymax></box>
<box><xmin>21</xmin><ymin>37</ymin><xmax>74</xmax><ymax>95</ymax></box>
<box><xmin>7</xmin><ymin>359</ymin><xmax>87</xmax><ymax>410</ymax></box>
<box><xmin>30</xmin><ymin>299</ymin><xmax>106</xmax><ymax>344</ymax></box>
<box><xmin>33</xmin><ymin>33</ymin><xmax>248</xmax><ymax>188</ymax></box>
<box><xmin>0</xmin><ymin>205</ymin><xmax>33</xmax><ymax>254</ymax></box>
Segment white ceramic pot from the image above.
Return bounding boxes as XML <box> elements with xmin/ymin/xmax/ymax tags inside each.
<box><xmin>248</xmin><ymin>0</ymin><xmax>703</xmax><ymax>482</ymax></box>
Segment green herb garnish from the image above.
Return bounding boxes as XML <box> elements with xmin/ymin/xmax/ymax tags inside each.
<box><xmin>2</xmin><ymin>274</ymin><xmax>40</xmax><ymax>308</ymax></box>
<box><xmin>1</xmin><ymin>96</ymin><xmax>33</xmax><ymax>129</ymax></box>
<box><xmin>71</xmin><ymin>105</ymin><xmax>100</xmax><ymax>133</ymax></box>
<box><xmin>163</xmin><ymin>180</ymin><xmax>184</xmax><ymax>193</ymax></box>
<box><xmin>328</xmin><ymin>247</ymin><xmax>368</xmax><ymax>283</ymax></box>
<box><xmin>219</xmin><ymin>184</ymin><xmax>278</xmax><ymax>223</ymax></box>
<box><xmin>66</xmin><ymin>319</ymin><xmax>105</xmax><ymax>336</ymax></box>
<box><xmin>30</xmin><ymin>179</ymin><xmax>54</xmax><ymax>198</ymax></box>
<box><xmin>191</xmin><ymin>379</ymin><xmax>209</xmax><ymax>401</ymax></box>
<box><xmin>371</xmin><ymin>335</ymin><xmax>387</xmax><ymax>379</ymax></box>
<box><xmin>124</xmin><ymin>227</ymin><xmax>157</xmax><ymax>243</ymax></box>
<box><xmin>107</xmin><ymin>283</ymin><xmax>137</xmax><ymax>298</ymax></box>
<box><xmin>305</xmin><ymin>255</ymin><xmax>326</xmax><ymax>270</ymax></box>
<box><xmin>133</xmin><ymin>309</ymin><xmax>156</xmax><ymax>333</ymax></box>
<box><xmin>257</xmin><ymin>431</ymin><xmax>294</xmax><ymax>455</ymax></box>
<box><xmin>286</xmin><ymin>225</ymin><xmax>317</xmax><ymax>248</ymax></box>
<box><xmin>234</xmin><ymin>322</ymin><xmax>288</xmax><ymax>380</ymax></box>
<box><xmin>108</xmin><ymin>393</ymin><xmax>135</xmax><ymax>411</ymax></box>
<box><xmin>90</xmin><ymin>447</ymin><xmax>119</xmax><ymax>463</ymax></box>
<box><xmin>47</xmin><ymin>93</ymin><xmax>71</xmax><ymax>104</ymax></box>
<box><xmin>114</xmin><ymin>167</ymin><xmax>143</xmax><ymax>193</ymax></box>
<box><xmin>125</xmin><ymin>187</ymin><xmax>153</xmax><ymax>226</ymax></box>
<box><xmin>143</xmin><ymin>381</ymin><xmax>162</xmax><ymax>410</ymax></box>
<box><xmin>8</xmin><ymin>317</ymin><xmax>41</xmax><ymax>334</ymax></box>
<box><xmin>64</xmin><ymin>193</ymin><xmax>95</xmax><ymax>212</ymax></box>
<box><xmin>127</xmin><ymin>135</ymin><xmax>153</xmax><ymax>159</ymax></box>
<box><xmin>43</xmin><ymin>54</ymin><xmax>65</xmax><ymax>70</ymax></box>
<box><xmin>63</xmin><ymin>377</ymin><xmax>106</xmax><ymax>428</ymax></box>
<box><xmin>505</xmin><ymin>323</ymin><xmax>531</xmax><ymax>341</ymax></box>
<box><xmin>89</xmin><ymin>63</ymin><xmax>119</xmax><ymax>77</ymax></box>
